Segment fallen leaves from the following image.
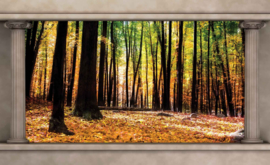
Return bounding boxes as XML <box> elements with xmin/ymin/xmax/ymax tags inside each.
<box><xmin>26</xmin><ymin>102</ymin><xmax>244</xmax><ymax>143</ymax></box>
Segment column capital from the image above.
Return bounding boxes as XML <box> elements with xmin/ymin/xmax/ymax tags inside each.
<box><xmin>239</xmin><ymin>21</ymin><xmax>266</xmax><ymax>29</ymax></box>
<box><xmin>4</xmin><ymin>21</ymin><xmax>32</xmax><ymax>29</ymax></box>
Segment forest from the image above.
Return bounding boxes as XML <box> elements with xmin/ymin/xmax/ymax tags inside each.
<box><xmin>26</xmin><ymin>21</ymin><xmax>245</xmax><ymax>143</ymax></box>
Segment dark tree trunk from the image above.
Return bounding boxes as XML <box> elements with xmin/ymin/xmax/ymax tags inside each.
<box><xmin>149</xmin><ymin>22</ymin><xmax>159</xmax><ymax>109</ymax></box>
<box><xmin>104</xmin><ymin>37</ymin><xmax>109</xmax><ymax>105</ymax></box>
<box><xmin>67</xmin><ymin>21</ymin><xmax>79</xmax><ymax>107</ymax></box>
<box><xmin>43</xmin><ymin>41</ymin><xmax>47</xmax><ymax>100</ymax></box>
<box><xmin>211</xmin><ymin>22</ymin><xmax>234</xmax><ymax>117</ymax></box>
<box><xmin>166</xmin><ymin>21</ymin><xmax>172</xmax><ymax>110</ymax></box>
<box><xmin>220</xmin><ymin>87</ymin><xmax>227</xmax><ymax>116</ymax></box>
<box><xmin>241</xmin><ymin>28</ymin><xmax>245</xmax><ymax>117</ymax></box>
<box><xmin>48</xmin><ymin>21</ymin><xmax>74</xmax><ymax>135</ymax></box>
<box><xmin>73</xmin><ymin>21</ymin><xmax>103</xmax><ymax>120</ymax></box>
<box><xmin>191</xmin><ymin>21</ymin><xmax>198</xmax><ymax>113</ymax></box>
<box><xmin>177</xmin><ymin>21</ymin><xmax>184</xmax><ymax>113</ymax></box>
<box><xmin>161</xmin><ymin>22</ymin><xmax>168</xmax><ymax>110</ymax></box>
<box><xmin>207</xmin><ymin>21</ymin><xmax>211</xmax><ymax>114</ymax></box>
<box><xmin>98</xmin><ymin>21</ymin><xmax>107</xmax><ymax>106</ymax></box>
<box><xmin>174</xmin><ymin>82</ymin><xmax>176</xmax><ymax>112</ymax></box>
<box><xmin>135</xmin><ymin>76</ymin><xmax>141</xmax><ymax>107</ymax></box>
<box><xmin>26</xmin><ymin>21</ymin><xmax>45</xmax><ymax>98</ymax></box>
<box><xmin>200</xmin><ymin>24</ymin><xmax>203</xmax><ymax>113</ymax></box>
<box><xmin>130</xmin><ymin>22</ymin><xmax>144</xmax><ymax>107</ymax></box>
<box><xmin>123</xmin><ymin>21</ymin><xmax>132</xmax><ymax>107</ymax></box>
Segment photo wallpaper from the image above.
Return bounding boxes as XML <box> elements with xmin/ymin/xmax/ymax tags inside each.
<box><xmin>26</xmin><ymin>21</ymin><xmax>245</xmax><ymax>143</ymax></box>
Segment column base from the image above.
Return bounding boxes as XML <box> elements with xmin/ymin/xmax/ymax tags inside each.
<box><xmin>7</xmin><ymin>138</ymin><xmax>29</xmax><ymax>144</ymax></box>
<box><xmin>241</xmin><ymin>138</ymin><xmax>264</xmax><ymax>143</ymax></box>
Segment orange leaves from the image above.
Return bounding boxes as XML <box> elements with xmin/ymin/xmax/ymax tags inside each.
<box><xmin>26</xmin><ymin>102</ymin><xmax>243</xmax><ymax>143</ymax></box>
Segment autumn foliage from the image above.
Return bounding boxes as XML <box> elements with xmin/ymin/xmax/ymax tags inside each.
<box><xmin>26</xmin><ymin>101</ymin><xmax>243</xmax><ymax>143</ymax></box>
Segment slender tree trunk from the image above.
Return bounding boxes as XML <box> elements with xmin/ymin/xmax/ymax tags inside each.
<box><xmin>191</xmin><ymin>21</ymin><xmax>198</xmax><ymax>113</ymax></box>
<box><xmin>123</xmin><ymin>21</ymin><xmax>131</xmax><ymax>107</ymax></box>
<box><xmin>241</xmin><ymin>28</ymin><xmax>245</xmax><ymax>117</ymax></box>
<box><xmin>145</xmin><ymin>39</ymin><xmax>149</xmax><ymax>108</ymax></box>
<box><xmin>111</xmin><ymin>22</ymin><xmax>117</xmax><ymax>107</ymax></box>
<box><xmin>207</xmin><ymin>21</ymin><xmax>211</xmax><ymax>114</ymax></box>
<box><xmin>107</xmin><ymin>57</ymin><xmax>113</xmax><ymax>107</ymax></box>
<box><xmin>166</xmin><ymin>21</ymin><xmax>172</xmax><ymax>110</ymax></box>
<box><xmin>174</xmin><ymin>82</ymin><xmax>176</xmax><ymax>111</ymax></box>
<box><xmin>200</xmin><ymin>24</ymin><xmax>203</xmax><ymax>113</ymax></box>
<box><xmin>73</xmin><ymin>21</ymin><xmax>103</xmax><ymax>120</ymax></box>
<box><xmin>48</xmin><ymin>21</ymin><xmax>74</xmax><ymax>135</ymax></box>
<box><xmin>177</xmin><ymin>21</ymin><xmax>184</xmax><ymax>113</ymax></box>
<box><xmin>67</xmin><ymin>21</ymin><xmax>79</xmax><ymax>107</ymax></box>
<box><xmin>26</xmin><ymin>21</ymin><xmax>45</xmax><ymax>98</ymax></box>
<box><xmin>104</xmin><ymin>38</ymin><xmax>109</xmax><ymax>105</ymax></box>
<box><xmin>43</xmin><ymin>41</ymin><xmax>47</xmax><ymax>100</ymax></box>
<box><xmin>98</xmin><ymin>21</ymin><xmax>107</xmax><ymax>106</ymax></box>
<box><xmin>130</xmin><ymin>22</ymin><xmax>144</xmax><ymax>107</ymax></box>
<box><xmin>211</xmin><ymin>22</ymin><xmax>234</xmax><ymax>116</ymax></box>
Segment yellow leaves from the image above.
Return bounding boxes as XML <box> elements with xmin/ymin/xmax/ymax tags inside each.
<box><xmin>26</xmin><ymin>102</ymin><xmax>244</xmax><ymax>143</ymax></box>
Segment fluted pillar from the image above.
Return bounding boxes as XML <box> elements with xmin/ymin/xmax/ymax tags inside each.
<box><xmin>239</xmin><ymin>21</ymin><xmax>266</xmax><ymax>143</ymax></box>
<box><xmin>4</xmin><ymin>21</ymin><xmax>31</xmax><ymax>143</ymax></box>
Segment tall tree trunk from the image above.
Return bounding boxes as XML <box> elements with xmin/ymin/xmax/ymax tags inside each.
<box><xmin>73</xmin><ymin>21</ymin><xmax>103</xmax><ymax>120</ymax></box>
<box><xmin>130</xmin><ymin>22</ymin><xmax>144</xmax><ymax>107</ymax></box>
<box><xmin>107</xmin><ymin>56</ymin><xmax>113</xmax><ymax>107</ymax></box>
<box><xmin>166</xmin><ymin>21</ymin><xmax>172</xmax><ymax>110</ymax></box>
<box><xmin>111</xmin><ymin>22</ymin><xmax>117</xmax><ymax>107</ymax></box>
<box><xmin>191</xmin><ymin>21</ymin><xmax>198</xmax><ymax>113</ymax></box>
<box><xmin>207</xmin><ymin>21</ymin><xmax>211</xmax><ymax>114</ymax></box>
<box><xmin>177</xmin><ymin>21</ymin><xmax>184</xmax><ymax>113</ymax></box>
<box><xmin>43</xmin><ymin>41</ymin><xmax>47</xmax><ymax>100</ymax></box>
<box><xmin>98</xmin><ymin>21</ymin><xmax>107</xmax><ymax>106</ymax></box>
<box><xmin>149</xmin><ymin>22</ymin><xmax>159</xmax><ymax>109</ymax></box>
<box><xmin>145</xmin><ymin>39</ymin><xmax>149</xmax><ymax>108</ymax></box>
<box><xmin>200</xmin><ymin>23</ymin><xmax>203</xmax><ymax>113</ymax></box>
<box><xmin>174</xmin><ymin>82</ymin><xmax>176</xmax><ymax>112</ymax></box>
<box><xmin>67</xmin><ymin>21</ymin><xmax>79</xmax><ymax>107</ymax></box>
<box><xmin>48</xmin><ymin>21</ymin><xmax>74</xmax><ymax>135</ymax></box>
<box><xmin>104</xmin><ymin>37</ymin><xmax>109</xmax><ymax>105</ymax></box>
<box><xmin>241</xmin><ymin>28</ymin><xmax>245</xmax><ymax>117</ymax></box>
<box><xmin>211</xmin><ymin>22</ymin><xmax>234</xmax><ymax>116</ymax></box>
<box><xmin>123</xmin><ymin>21</ymin><xmax>132</xmax><ymax>107</ymax></box>
<box><xmin>26</xmin><ymin>21</ymin><xmax>45</xmax><ymax>98</ymax></box>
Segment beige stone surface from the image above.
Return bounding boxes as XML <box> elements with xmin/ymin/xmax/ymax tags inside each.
<box><xmin>1</xmin><ymin>14</ymin><xmax>270</xmax><ymax>20</ymax></box>
<box><xmin>0</xmin><ymin>151</ymin><xmax>270</xmax><ymax>165</ymax></box>
<box><xmin>0</xmin><ymin>0</ymin><xmax>270</xmax><ymax>14</ymax></box>
<box><xmin>1</xmin><ymin>0</ymin><xmax>270</xmax><ymax>164</ymax></box>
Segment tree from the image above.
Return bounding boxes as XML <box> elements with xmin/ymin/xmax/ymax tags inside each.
<box><xmin>207</xmin><ymin>21</ymin><xmax>211</xmax><ymax>114</ymax></box>
<box><xmin>112</xmin><ymin>21</ymin><xmax>117</xmax><ymax>107</ymax></box>
<box><xmin>26</xmin><ymin>21</ymin><xmax>45</xmax><ymax>98</ymax></box>
<box><xmin>98</xmin><ymin>21</ymin><xmax>107</xmax><ymax>106</ymax></box>
<box><xmin>48</xmin><ymin>21</ymin><xmax>74</xmax><ymax>135</ymax></box>
<box><xmin>166</xmin><ymin>21</ymin><xmax>172</xmax><ymax>110</ymax></box>
<box><xmin>191</xmin><ymin>21</ymin><xmax>198</xmax><ymax>113</ymax></box>
<box><xmin>67</xmin><ymin>21</ymin><xmax>79</xmax><ymax>107</ymax></box>
<box><xmin>73</xmin><ymin>21</ymin><xmax>103</xmax><ymax>120</ymax></box>
<box><xmin>130</xmin><ymin>22</ymin><xmax>144</xmax><ymax>107</ymax></box>
<box><xmin>177</xmin><ymin>21</ymin><xmax>184</xmax><ymax>112</ymax></box>
<box><xmin>211</xmin><ymin>21</ymin><xmax>234</xmax><ymax>116</ymax></box>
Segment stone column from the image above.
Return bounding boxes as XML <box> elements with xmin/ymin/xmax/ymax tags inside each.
<box><xmin>240</xmin><ymin>21</ymin><xmax>266</xmax><ymax>143</ymax></box>
<box><xmin>4</xmin><ymin>21</ymin><xmax>31</xmax><ymax>143</ymax></box>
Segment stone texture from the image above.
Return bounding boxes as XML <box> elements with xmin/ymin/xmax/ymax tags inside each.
<box><xmin>4</xmin><ymin>21</ymin><xmax>31</xmax><ymax>143</ymax></box>
<box><xmin>0</xmin><ymin>0</ymin><xmax>270</xmax><ymax>14</ymax></box>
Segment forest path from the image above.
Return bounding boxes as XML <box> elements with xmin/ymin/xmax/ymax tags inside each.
<box><xmin>26</xmin><ymin>101</ymin><xmax>244</xmax><ymax>143</ymax></box>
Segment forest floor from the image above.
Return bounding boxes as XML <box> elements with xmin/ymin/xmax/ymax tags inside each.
<box><xmin>26</xmin><ymin>101</ymin><xmax>244</xmax><ymax>143</ymax></box>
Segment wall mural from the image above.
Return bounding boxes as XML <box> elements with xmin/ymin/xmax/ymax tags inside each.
<box><xmin>26</xmin><ymin>21</ymin><xmax>245</xmax><ymax>143</ymax></box>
